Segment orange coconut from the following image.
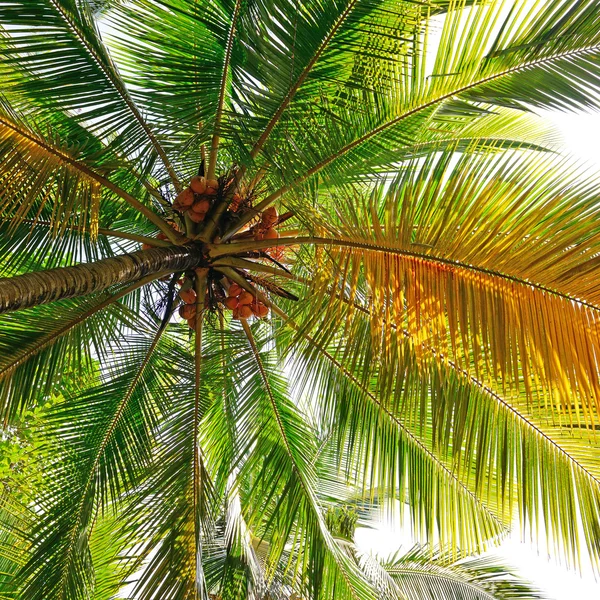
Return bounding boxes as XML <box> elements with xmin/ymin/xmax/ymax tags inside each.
<box><xmin>238</xmin><ymin>291</ymin><xmax>253</xmax><ymax>306</ymax></box>
<box><xmin>190</xmin><ymin>175</ymin><xmax>207</xmax><ymax>194</ymax></box>
<box><xmin>261</xmin><ymin>206</ymin><xmax>278</xmax><ymax>228</ymax></box>
<box><xmin>224</xmin><ymin>297</ymin><xmax>239</xmax><ymax>310</ymax></box>
<box><xmin>188</xmin><ymin>210</ymin><xmax>205</xmax><ymax>223</ymax></box>
<box><xmin>179</xmin><ymin>288</ymin><xmax>196</xmax><ymax>304</ymax></box>
<box><xmin>192</xmin><ymin>198</ymin><xmax>211</xmax><ymax>214</ymax></box>
<box><xmin>238</xmin><ymin>305</ymin><xmax>253</xmax><ymax>319</ymax></box>
<box><xmin>227</xmin><ymin>283</ymin><xmax>242</xmax><ymax>297</ymax></box>
<box><xmin>174</xmin><ymin>188</ymin><xmax>194</xmax><ymax>210</ymax></box>
<box><xmin>252</xmin><ymin>302</ymin><xmax>269</xmax><ymax>318</ymax></box>
<box><xmin>179</xmin><ymin>304</ymin><xmax>196</xmax><ymax>319</ymax></box>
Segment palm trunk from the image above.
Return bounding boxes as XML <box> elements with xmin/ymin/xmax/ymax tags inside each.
<box><xmin>0</xmin><ymin>245</ymin><xmax>203</xmax><ymax>313</ymax></box>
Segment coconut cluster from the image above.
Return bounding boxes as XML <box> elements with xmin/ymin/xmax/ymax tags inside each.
<box><xmin>175</xmin><ymin>275</ymin><xmax>270</xmax><ymax>328</ymax></box>
<box><xmin>223</xmin><ymin>282</ymin><xmax>269</xmax><ymax>319</ymax></box>
<box><xmin>136</xmin><ymin>172</ymin><xmax>292</xmax><ymax>326</ymax></box>
<box><xmin>172</xmin><ymin>175</ymin><xmax>245</xmax><ymax>221</ymax></box>
<box><xmin>172</xmin><ymin>175</ymin><xmax>219</xmax><ymax>222</ymax></box>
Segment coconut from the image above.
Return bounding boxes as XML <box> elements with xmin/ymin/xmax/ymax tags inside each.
<box><xmin>263</xmin><ymin>227</ymin><xmax>279</xmax><ymax>240</ymax></box>
<box><xmin>239</xmin><ymin>305</ymin><xmax>253</xmax><ymax>319</ymax></box>
<box><xmin>179</xmin><ymin>304</ymin><xmax>196</xmax><ymax>320</ymax></box>
<box><xmin>179</xmin><ymin>288</ymin><xmax>196</xmax><ymax>304</ymax></box>
<box><xmin>206</xmin><ymin>178</ymin><xmax>219</xmax><ymax>193</ymax></box>
<box><xmin>188</xmin><ymin>210</ymin><xmax>205</xmax><ymax>223</ymax></box>
<box><xmin>261</xmin><ymin>206</ymin><xmax>278</xmax><ymax>228</ymax></box>
<box><xmin>174</xmin><ymin>188</ymin><xmax>194</xmax><ymax>210</ymax></box>
<box><xmin>238</xmin><ymin>291</ymin><xmax>253</xmax><ymax>306</ymax></box>
<box><xmin>252</xmin><ymin>302</ymin><xmax>269</xmax><ymax>317</ymax></box>
<box><xmin>192</xmin><ymin>198</ymin><xmax>211</xmax><ymax>214</ymax></box>
<box><xmin>224</xmin><ymin>297</ymin><xmax>239</xmax><ymax>310</ymax></box>
<box><xmin>190</xmin><ymin>175</ymin><xmax>207</xmax><ymax>194</ymax></box>
<box><xmin>227</xmin><ymin>283</ymin><xmax>242</xmax><ymax>297</ymax></box>
<box><xmin>187</xmin><ymin>318</ymin><xmax>196</xmax><ymax>329</ymax></box>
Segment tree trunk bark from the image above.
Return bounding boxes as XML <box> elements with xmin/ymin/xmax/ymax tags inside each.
<box><xmin>0</xmin><ymin>245</ymin><xmax>203</xmax><ymax>313</ymax></box>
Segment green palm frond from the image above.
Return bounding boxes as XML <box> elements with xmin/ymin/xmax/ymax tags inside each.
<box><xmin>276</xmin><ymin>309</ymin><xmax>508</xmax><ymax>554</ymax></box>
<box><xmin>367</xmin><ymin>545</ymin><xmax>546</xmax><ymax>600</ymax></box>
<box><xmin>11</xmin><ymin>316</ymin><xmax>179</xmax><ymax>599</ymax></box>
<box><xmin>0</xmin><ymin>0</ymin><xmax>179</xmax><ymax>185</ymax></box>
<box><xmin>237</xmin><ymin>320</ymin><xmax>377</xmax><ymax>599</ymax></box>
<box><xmin>252</xmin><ymin>0</ymin><xmax>600</xmax><ymax>206</ymax></box>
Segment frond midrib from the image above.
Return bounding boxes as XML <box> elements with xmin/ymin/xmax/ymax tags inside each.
<box><xmin>48</xmin><ymin>0</ymin><xmax>180</xmax><ymax>188</ymax></box>
<box><xmin>212</xmin><ymin>235</ymin><xmax>600</xmax><ymax>313</ymax></box>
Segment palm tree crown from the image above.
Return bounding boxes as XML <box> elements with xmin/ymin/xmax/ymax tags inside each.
<box><xmin>1</xmin><ymin>0</ymin><xmax>600</xmax><ymax>598</ymax></box>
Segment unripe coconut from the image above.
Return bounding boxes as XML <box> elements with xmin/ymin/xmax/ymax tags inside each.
<box><xmin>261</xmin><ymin>206</ymin><xmax>278</xmax><ymax>228</ymax></box>
<box><xmin>190</xmin><ymin>175</ymin><xmax>207</xmax><ymax>194</ymax></box>
<box><xmin>227</xmin><ymin>283</ymin><xmax>242</xmax><ymax>297</ymax></box>
<box><xmin>174</xmin><ymin>188</ymin><xmax>194</xmax><ymax>210</ymax></box>
<box><xmin>238</xmin><ymin>291</ymin><xmax>253</xmax><ymax>306</ymax></box>
<box><xmin>179</xmin><ymin>288</ymin><xmax>196</xmax><ymax>304</ymax></box>
<box><xmin>179</xmin><ymin>304</ymin><xmax>196</xmax><ymax>320</ymax></box>
<box><xmin>192</xmin><ymin>198</ymin><xmax>211</xmax><ymax>214</ymax></box>
<box><xmin>239</xmin><ymin>305</ymin><xmax>253</xmax><ymax>319</ymax></box>
<box><xmin>224</xmin><ymin>297</ymin><xmax>238</xmax><ymax>310</ymax></box>
<box><xmin>188</xmin><ymin>210</ymin><xmax>205</xmax><ymax>223</ymax></box>
<box><xmin>264</xmin><ymin>227</ymin><xmax>279</xmax><ymax>240</ymax></box>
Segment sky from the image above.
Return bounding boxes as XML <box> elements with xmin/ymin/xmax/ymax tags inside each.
<box><xmin>354</xmin><ymin>108</ymin><xmax>600</xmax><ymax>599</ymax></box>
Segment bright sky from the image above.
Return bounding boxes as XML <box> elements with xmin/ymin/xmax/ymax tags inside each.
<box><xmin>355</xmin><ymin>109</ymin><xmax>600</xmax><ymax>599</ymax></box>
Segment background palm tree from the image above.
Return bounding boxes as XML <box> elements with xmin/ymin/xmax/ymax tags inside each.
<box><xmin>1</xmin><ymin>0</ymin><xmax>600</xmax><ymax>598</ymax></box>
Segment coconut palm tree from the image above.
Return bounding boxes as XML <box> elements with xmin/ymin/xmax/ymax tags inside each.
<box><xmin>1</xmin><ymin>0</ymin><xmax>600</xmax><ymax>597</ymax></box>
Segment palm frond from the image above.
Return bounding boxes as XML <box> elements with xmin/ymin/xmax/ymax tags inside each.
<box><xmin>11</xmin><ymin>317</ymin><xmax>174</xmax><ymax>599</ymax></box>
<box><xmin>366</xmin><ymin>544</ymin><xmax>546</xmax><ymax>600</ymax></box>
<box><xmin>230</xmin><ymin>320</ymin><xmax>379</xmax><ymax>599</ymax></box>
<box><xmin>0</xmin><ymin>0</ymin><xmax>180</xmax><ymax>186</ymax></box>
<box><xmin>255</xmin><ymin>0</ymin><xmax>600</xmax><ymax>201</ymax></box>
<box><xmin>0</xmin><ymin>100</ymin><xmax>177</xmax><ymax>239</ymax></box>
